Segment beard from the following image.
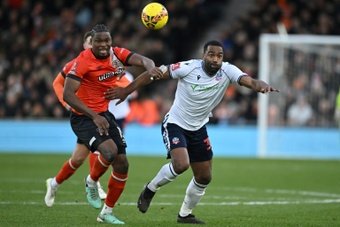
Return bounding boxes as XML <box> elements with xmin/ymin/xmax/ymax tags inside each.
<box><xmin>204</xmin><ymin>62</ymin><xmax>221</xmax><ymax>76</ymax></box>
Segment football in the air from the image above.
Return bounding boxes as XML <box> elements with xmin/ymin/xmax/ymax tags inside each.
<box><xmin>141</xmin><ymin>2</ymin><xmax>168</xmax><ymax>30</ymax></box>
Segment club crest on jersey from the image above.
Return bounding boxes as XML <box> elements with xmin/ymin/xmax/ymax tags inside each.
<box><xmin>171</xmin><ymin>137</ymin><xmax>180</xmax><ymax>145</ymax></box>
<box><xmin>215</xmin><ymin>71</ymin><xmax>222</xmax><ymax>81</ymax></box>
<box><xmin>171</xmin><ymin>62</ymin><xmax>180</xmax><ymax>71</ymax></box>
<box><xmin>112</xmin><ymin>59</ymin><xmax>123</xmax><ymax>68</ymax></box>
<box><xmin>111</xmin><ymin>54</ymin><xmax>125</xmax><ymax>77</ymax></box>
<box><xmin>69</xmin><ymin>62</ymin><xmax>78</xmax><ymax>75</ymax></box>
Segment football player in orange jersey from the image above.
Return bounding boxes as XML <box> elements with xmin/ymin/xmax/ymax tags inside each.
<box><xmin>63</xmin><ymin>24</ymin><xmax>163</xmax><ymax>224</ymax></box>
<box><xmin>45</xmin><ymin>31</ymin><xmax>110</xmax><ymax>208</ymax></box>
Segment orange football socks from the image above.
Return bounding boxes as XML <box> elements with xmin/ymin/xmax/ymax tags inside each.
<box><xmin>88</xmin><ymin>152</ymin><xmax>98</xmax><ymax>171</ymax></box>
<box><xmin>90</xmin><ymin>154</ymin><xmax>110</xmax><ymax>181</ymax></box>
<box><xmin>105</xmin><ymin>171</ymin><xmax>128</xmax><ymax>207</ymax></box>
<box><xmin>55</xmin><ymin>159</ymin><xmax>80</xmax><ymax>184</ymax></box>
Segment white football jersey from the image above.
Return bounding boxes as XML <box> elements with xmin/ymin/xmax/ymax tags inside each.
<box><xmin>108</xmin><ymin>71</ymin><xmax>133</xmax><ymax>119</ymax></box>
<box><xmin>166</xmin><ymin>59</ymin><xmax>247</xmax><ymax>131</ymax></box>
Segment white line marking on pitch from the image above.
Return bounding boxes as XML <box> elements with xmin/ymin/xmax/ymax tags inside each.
<box><xmin>3</xmin><ymin>187</ymin><xmax>340</xmax><ymax>199</ymax></box>
<box><xmin>264</xmin><ymin>189</ymin><xmax>340</xmax><ymax>198</ymax></box>
<box><xmin>214</xmin><ymin>187</ymin><xmax>340</xmax><ymax>198</ymax></box>
<box><xmin>1</xmin><ymin>199</ymin><xmax>340</xmax><ymax>206</ymax></box>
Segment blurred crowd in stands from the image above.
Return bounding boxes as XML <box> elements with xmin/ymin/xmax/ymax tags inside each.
<box><xmin>0</xmin><ymin>0</ymin><xmax>339</xmax><ymax>127</ymax></box>
<box><xmin>212</xmin><ymin>0</ymin><xmax>339</xmax><ymax>127</ymax></box>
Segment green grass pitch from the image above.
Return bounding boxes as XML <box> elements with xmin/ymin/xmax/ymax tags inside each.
<box><xmin>1</xmin><ymin>153</ymin><xmax>340</xmax><ymax>226</ymax></box>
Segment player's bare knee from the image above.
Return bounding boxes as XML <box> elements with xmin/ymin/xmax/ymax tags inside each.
<box><xmin>195</xmin><ymin>175</ymin><xmax>211</xmax><ymax>185</ymax></box>
<box><xmin>112</xmin><ymin>158</ymin><xmax>129</xmax><ymax>173</ymax></box>
<box><xmin>121</xmin><ymin>159</ymin><xmax>129</xmax><ymax>172</ymax></box>
<box><xmin>100</xmin><ymin>150</ymin><xmax>115</xmax><ymax>163</ymax></box>
<box><xmin>172</xmin><ymin>162</ymin><xmax>189</xmax><ymax>174</ymax></box>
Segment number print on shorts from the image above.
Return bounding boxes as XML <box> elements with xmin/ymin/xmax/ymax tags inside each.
<box><xmin>204</xmin><ymin>137</ymin><xmax>212</xmax><ymax>151</ymax></box>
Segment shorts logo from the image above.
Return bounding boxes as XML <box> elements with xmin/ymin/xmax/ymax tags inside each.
<box><xmin>89</xmin><ymin>137</ymin><xmax>96</xmax><ymax>146</ymax></box>
<box><xmin>172</xmin><ymin>137</ymin><xmax>180</xmax><ymax>145</ymax></box>
<box><xmin>204</xmin><ymin>137</ymin><xmax>212</xmax><ymax>150</ymax></box>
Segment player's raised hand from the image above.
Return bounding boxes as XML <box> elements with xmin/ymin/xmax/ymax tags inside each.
<box><xmin>148</xmin><ymin>67</ymin><xmax>164</xmax><ymax>80</ymax></box>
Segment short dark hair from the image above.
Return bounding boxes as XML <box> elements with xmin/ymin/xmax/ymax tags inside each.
<box><xmin>203</xmin><ymin>40</ymin><xmax>224</xmax><ymax>53</ymax></box>
<box><xmin>83</xmin><ymin>31</ymin><xmax>93</xmax><ymax>42</ymax></box>
<box><xmin>91</xmin><ymin>24</ymin><xmax>109</xmax><ymax>34</ymax></box>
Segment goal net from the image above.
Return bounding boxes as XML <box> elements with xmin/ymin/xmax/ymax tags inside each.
<box><xmin>257</xmin><ymin>34</ymin><xmax>340</xmax><ymax>159</ymax></box>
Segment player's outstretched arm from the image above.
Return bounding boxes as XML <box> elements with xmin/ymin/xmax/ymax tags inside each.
<box><xmin>239</xmin><ymin>75</ymin><xmax>279</xmax><ymax>93</ymax></box>
<box><xmin>128</xmin><ymin>53</ymin><xmax>163</xmax><ymax>80</ymax></box>
<box><xmin>105</xmin><ymin>65</ymin><xmax>169</xmax><ymax>104</ymax></box>
<box><xmin>105</xmin><ymin>71</ymin><xmax>151</xmax><ymax>104</ymax></box>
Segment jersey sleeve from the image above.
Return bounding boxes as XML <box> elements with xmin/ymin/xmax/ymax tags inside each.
<box><xmin>52</xmin><ymin>73</ymin><xmax>69</xmax><ymax>109</ymax></box>
<box><xmin>223</xmin><ymin>63</ymin><xmax>248</xmax><ymax>84</ymax></box>
<box><xmin>169</xmin><ymin>60</ymin><xmax>194</xmax><ymax>79</ymax></box>
<box><xmin>113</xmin><ymin>47</ymin><xmax>133</xmax><ymax>65</ymax></box>
<box><xmin>61</xmin><ymin>59</ymin><xmax>75</xmax><ymax>77</ymax></box>
<box><xmin>67</xmin><ymin>54</ymin><xmax>88</xmax><ymax>80</ymax></box>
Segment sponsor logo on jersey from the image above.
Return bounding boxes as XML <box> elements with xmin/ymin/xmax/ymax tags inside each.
<box><xmin>190</xmin><ymin>83</ymin><xmax>220</xmax><ymax>92</ymax></box>
<box><xmin>98</xmin><ymin>68</ymin><xmax>125</xmax><ymax>81</ymax></box>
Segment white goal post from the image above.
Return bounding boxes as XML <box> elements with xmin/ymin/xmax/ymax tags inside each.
<box><xmin>257</xmin><ymin>34</ymin><xmax>340</xmax><ymax>159</ymax></box>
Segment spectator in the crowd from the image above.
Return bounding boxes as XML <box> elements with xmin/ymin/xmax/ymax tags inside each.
<box><xmin>287</xmin><ymin>95</ymin><xmax>314</xmax><ymax>126</ymax></box>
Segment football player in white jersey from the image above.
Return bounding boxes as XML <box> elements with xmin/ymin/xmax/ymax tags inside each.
<box><xmin>105</xmin><ymin>40</ymin><xmax>279</xmax><ymax>224</ymax></box>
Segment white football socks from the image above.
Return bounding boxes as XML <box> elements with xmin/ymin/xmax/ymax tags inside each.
<box><xmin>51</xmin><ymin>177</ymin><xmax>59</xmax><ymax>188</ymax></box>
<box><xmin>148</xmin><ymin>162</ymin><xmax>178</xmax><ymax>192</ymax></box>
<box><xmin>86</xmin><ymin>175</ymin><xmax>97</xmax><ymax>187</ymax></box>
<box><xmin>101</xmin><ymin>203</ymin><xmax>113</xmax><ymax>215</ymax></box>
<box><xmin>179</xmin><ymin>178</ymin><xmax>207</xmax><ymax>217</ymax></box>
